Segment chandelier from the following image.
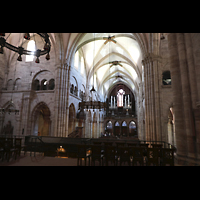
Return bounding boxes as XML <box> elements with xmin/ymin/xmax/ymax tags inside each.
<box><xmin>0</xmin><ymin>33</ymin><xmax>51</xmax><ymax>115</ymax></box>
<box><xmin>0</xmin><ymin>33</ymin><xmax>51</xmax><ymax>63</ymax></box>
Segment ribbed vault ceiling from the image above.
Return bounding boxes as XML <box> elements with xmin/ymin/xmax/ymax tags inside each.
<box><xmin>1</xmin><ymin>33</ymin><xmax>149</xmax><ymax>100</ymax></box>
<box><xmin>74</xmin><ymin>33</ymin><xmax>144</xmax><ymax>98</ymax></box>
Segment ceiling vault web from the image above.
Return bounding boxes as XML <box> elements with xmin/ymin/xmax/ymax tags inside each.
<box><xmin>70</xmin><ymin>33</ymin><xmax>146</xmax><ymax>101</ymax></box>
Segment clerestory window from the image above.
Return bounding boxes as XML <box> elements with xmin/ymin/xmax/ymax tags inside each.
<box><xmin>26</xmin><ymin>40</ymin><xmax>36</xmax><ymax>62</ymax></box>
<box><xmin>162</xmin><ymin>71</ymin><xmax>171</xmax><ymax>85</ymax></box>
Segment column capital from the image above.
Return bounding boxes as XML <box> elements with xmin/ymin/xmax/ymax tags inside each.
<box><xmin>142</xmin><ymin>53</ymin><xmax>162</xmax><ymax>66</ymax></box>
<box><xmin>139</xmin><ymin>82</ymin><xmax>143</xmax><ymax>87</ymax></box>
<box><xmin>55</xmin><ymin>62</ymin><xmax>69</xmax><ymax>70</ymax></box>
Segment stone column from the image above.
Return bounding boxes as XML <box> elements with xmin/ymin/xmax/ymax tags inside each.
<box><xmin>190</xmin><ymin>33</ymin><xmax>200</xmax><ymax>162</ymax></box>
<box><xmin>143</xmin><ymin>49</ymin><xmax>164</xmax><ymax>143</ymax></box>
<box><xmin>185</xmin><ymin>34</ymin><xmax>198</xmax><ymax>110</ymax></box>
<box><xmin>54</xmin><ymin>63</ymin><xmax>69</xmax><ymax>137</ymax></box>
<box><xmin>168</xmin><ymin>33</ymin><xmax>187</xmax><ymax>163</ymax></box>
<box><xmin>152</xmin><ymin>54</ymin><xmax>162</xmax><ymax>141</ymax></box>
<box><xmin>21</xmin><ymin>92</ymin><xmax>32</xmax><ymax>136</ymax></box>
<box><xmin>176</xmin><ymin>33</ymin><xmax>196</xmax><ymax>161</ymax></box>
<box><xmin>191</xmin><ymin>34</ymin><xmax>200</xmax><ymax>103</ymax></box>
<box><xmin>142</xmin><ymin>57</ymin><xmax>150</xmax><ymax>141</ymax></box>
<box><xmin>149</xmin><ymin>56</ymin><xmax>156</xmax><ymax>141</ymax></box>
<box><xmin>65</xmin><ymin>65</ymin><xmax>71</xmax><ymax>137</ymax></box>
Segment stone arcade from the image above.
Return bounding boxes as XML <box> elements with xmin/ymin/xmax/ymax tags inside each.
<box><xmin>0</xmin><ymin>33</ymin><xmax>200</xmax><ymax>166</ymax></box>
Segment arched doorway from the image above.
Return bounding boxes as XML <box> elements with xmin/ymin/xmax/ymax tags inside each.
<box><xmin>32</xmin><ymin>102</ymin><xmax>51</xmax><ymax>136</ymax></box>
<box><xmin>68</xmin><ymin>103</ymin><xmax>76</xmax><ymax>135</ymax></box>
<box><xmin>121</xmin><ymin>121</ymin><xmax>128</xmax><ymax>137</ymax></box>
<box><xmin>129</xmin><ymin>121</ymin><xmax>137</xmax><ymax>137</ymax></box>
<box><xmin>106</xmin><ymin>120</ymin><xmax>113</xmax><ymax>135</ymax></box>
<box><xmin>114</xmin><ymin>121</ymin><xmax>120</xmax><ymax>136</ymax></box>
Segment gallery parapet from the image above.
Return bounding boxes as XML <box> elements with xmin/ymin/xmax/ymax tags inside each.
<box><xmin>78</xmin><ymin>100</ymin><xmax>106</xmax><ymax>111</ymax></box>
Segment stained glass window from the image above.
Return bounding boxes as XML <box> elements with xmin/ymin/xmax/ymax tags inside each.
<box><xmin>117</xmin><ymin>89</ymin><xmax>125</xmax><ymax>107</ymax></box>
<box><xmin>122</xmin><ymin>121</ymin><xmax>127</xmax><ymax>126</ymax></box>
<box><xmin>115</xmin><ymin>121</ymin><xmax>120</xmax><ymax>126</ymax></box>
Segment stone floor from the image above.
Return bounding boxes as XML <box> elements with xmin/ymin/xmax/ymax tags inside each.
<box><xmin>0</xmin><ymin>152</ymin><xmax>78</xmax><ymax>166</ymax></box>
<box><xmin>0</xmin><ymin>151</ymin><xmax>178</xmax><ymax>166</ymax></box>
<box><xmin>0</xmin><ymin>152</ymin><xmax>131</xmax><ymax>166</ymax></box>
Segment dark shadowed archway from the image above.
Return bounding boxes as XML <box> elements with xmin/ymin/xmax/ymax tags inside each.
<box><xmin>32</xmin><ymin>102</ymin><xmax>51</xmax><ymax>136</ymax></box>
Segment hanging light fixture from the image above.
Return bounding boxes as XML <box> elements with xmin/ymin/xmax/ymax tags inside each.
<box><xmin>0</xmin><ymin>33</ymin><xmax>51</xmax><ymax>63</ymax></box>
<box><xmin>17</xmin><ymin>46</ymin><xmax>24</xmax><ymax>61</ymax></box>
<box><xmin>24</xmin><ymin>33</ymin><xmax>30</xmax><ymax>40</ymax></box>
<box><xmin>35</xmin><ymin>49</ymin><xmax>41</xmax><ymax>63</ymax></box>
<box><xmin>0</xmin><ymin>37</ymin><xmax>5</xmax><ymax>54</ymax></box>
<box><xmin>90</xmin><ymin>86</ymin><xmax>96</xmax><ymax>92</ymax></box>
<box><xmin>45</xmin><ymin>52</ymin><xmax>50</xmax><ymax>60</ymax></box>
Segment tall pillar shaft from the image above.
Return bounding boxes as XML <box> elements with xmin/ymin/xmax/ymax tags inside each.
<box><xmin>176</xmin><ymin>33</ymin><xmax>196</xmax><ymax>159</ymax></box>
<box><xmin>54</xmin><ymin>63</ymin><xmax>69</xmax><ymax>137</ymax></box>
<box><xmin>168</xmin><ymin>33</ymin><xmax>187</xmax><ymax>161</ymax></box>
<box><xmin>143</xmin><ymin>49</ymin><xmax>162</xmax><ymax>142</ymax></box>
<box><xmin>191</xmin><ymin>33</ymin><xmax>200</xmax><ymax>161</ymax></box>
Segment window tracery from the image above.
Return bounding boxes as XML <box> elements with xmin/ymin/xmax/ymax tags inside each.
<box><xmin>117</xmin><ymin>89</ymin><xmax>125</xmax><ymax>107</ymax></box>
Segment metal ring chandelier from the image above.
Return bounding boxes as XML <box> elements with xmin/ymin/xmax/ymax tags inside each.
<box><xmin>0</xmin><ymin>33</ymin><xmax>51</xmax><ymax>63</ymax></box>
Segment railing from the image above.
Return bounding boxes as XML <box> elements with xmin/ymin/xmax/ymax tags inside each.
<box><xmin>104</xmin><ymin>114</ymin><xmax>136</xmax><ymax>119</ymax></box>
<box><xmin>77</xmin><ymin>139</ymin><xmax>177</xmax><ymax>166</ymax></box>
<box><xmin>140</xmin><ymin>140</ymin><xmax>177</xmax><ymax>151</ymax></box>
<box><xmin>28</xmin><ymin>136</ymin><xmax>45</xmax><ymax>157</ymax></box>
<box><xmin>68</xmin><ymin>130</ymin><xmax>79</xmax><ymax>138</ymax></box>
<box><xmin>16</xmin><ymin>135</ymin><xmax>177</xmax><ymax>165</ymax></box>
<box><xmin>0</xmin><ymin>134</ymin><xmax>26</xmax><ymax>145</ymax></box>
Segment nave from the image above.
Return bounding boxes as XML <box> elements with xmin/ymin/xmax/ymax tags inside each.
<box><xmin>0</xmin><ymin>135</ymin><xmax>176</xmax><ymax>166</ymax></box>
<box><xmin>1</xmin><ymin>33</ymin><xmax>200</xmax><ymax>166</ymax></box>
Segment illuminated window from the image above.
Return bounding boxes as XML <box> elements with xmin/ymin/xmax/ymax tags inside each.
<box><xmin>162</xmin><ymin>71</ymin><xmax>171</xmax><ymax>85</ymax></box>
<box><xmin>117</xmin><ymin>89</ymin><xmax>125</xmax><ymax>107</ymax></box>
<box><xmin>74</xmin><ymin>51</ymin><xmax>79</xmax><ymax>69</ymax></box>
<box><xmin>81</xmin><ymin>57</ymin><xmax>84</xmax><ymax>75</ymax></box>
<box><xmin>107</xmin><ymin>121</ymin><xmax>112</xmax><ymax>129</ymax></box>
<box><xmin>26</xmin><ymin>40</ymin><xmax>35</xmax><ymax>62</ymax></box>
<box><xmin>41</xmin><ymin>79</ymin><xmax>47</xmax><ymax>90</ymax></box>
<box><xmin>122</xmin><ymin>121</ymin><xmax>127</xmax><ymax>126</ymax></box>
<box><xmin>129</xmin><ymin>121</ymin><xmax>136</xmax><ymax>129</ymax></box>
<box><xmin>115</xmin><ymin>121</ymin><xmax>120</xmax><ymax>126</ymax></box>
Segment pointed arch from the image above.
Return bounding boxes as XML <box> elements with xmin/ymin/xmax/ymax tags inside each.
<box><xmin>31</xmin><ymin>102</ymin><xmax>51</xmax><ymax>136</ymax></box>
<box><xmin>14</xmin><ymin>78</ymin><xmax>21</xmax><ymax>90</ymax></box>
<box><xmin>68</xmin><ymin>103</ymin><xmax>76</xmax><ymax>135</ymax></box>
